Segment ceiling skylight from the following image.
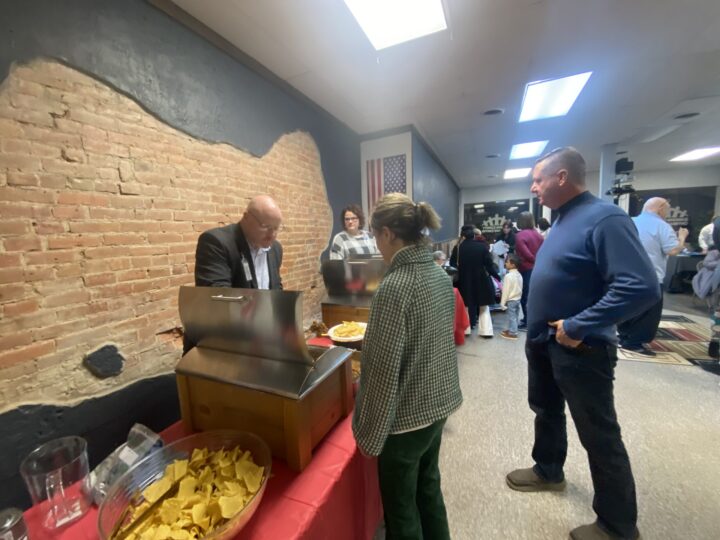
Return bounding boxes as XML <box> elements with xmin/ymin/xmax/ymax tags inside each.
<box><xmin>343</xmin><ymin>0</ymin><xmax>447</xmax><ymax>50</ymax></box>
<box><xmin>510</xmin><ymin>140</ymin><xmax>549</xmax><ymax>160</ymax></box>
<box><xmin>519</xmin><ymin>72</ymin><xmax>592</xmax><ymax>122</ymax></box>
<box><xmin>670</xmin><ymin>147</ymin><xmax>720</xmax><ymax>162</ymax></box>
<box><xmin>504</xmin><ymin>168</ymin><xmax>532</xmax><ymax>180</ymax></box>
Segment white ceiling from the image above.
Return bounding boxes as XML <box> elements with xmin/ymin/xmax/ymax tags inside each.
<box><xmin>170</xmin><ymin>0</ymin><xmax>720</xmax><ymax>187</ymax></box>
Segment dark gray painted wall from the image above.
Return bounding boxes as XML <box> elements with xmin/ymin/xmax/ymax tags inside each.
<box><xmin>0</xmin><ymin>375</ymin><xmax>180</xmax><ymax>510</ymax></box>
<box><xmin>0</xmin><ymin>0</ymin><xmax>361</xmax><ymax>236</ymax></box>
<box><xmin>412</xmin><ymin>134</ymin><xmax>459</xmax><ymax>241</ymax></box>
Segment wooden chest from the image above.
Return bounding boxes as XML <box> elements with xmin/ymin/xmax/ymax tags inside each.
<box><xmin>321</xmin><ymin>301</ymin><xmax>370</xmax><ymax>328</ymax></box>
<box><xmin>176</xmin><ymin>347</ymin><xmax>354</xmax><ymax>472</ymax></box>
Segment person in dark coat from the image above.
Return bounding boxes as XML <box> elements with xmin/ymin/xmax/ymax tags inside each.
<box><xmin>450</xmin><ymin>225</ymin><xmax>500</xmax><ymax>337</ymax></box>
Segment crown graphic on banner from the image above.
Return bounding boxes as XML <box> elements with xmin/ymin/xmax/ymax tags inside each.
<box><xmin>666</xmin><ymin>206</ymin><xmax>688</xmax><ymax>220</ymax></box>
<box><xmin>665</xmin><ymin>205</ymin><xmax>689</xmax><ymax>226</ymax></box>
<box><xmin>482</xmin><ymin>213</ymin><xmax>506</xmax><ymax>232</ymax></box>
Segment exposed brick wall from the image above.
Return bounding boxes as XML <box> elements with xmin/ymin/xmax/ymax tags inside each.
<box><xmin>0</xmin><ymin>60</ymin><xmax>333</xmax><ymax>411</ymax></box>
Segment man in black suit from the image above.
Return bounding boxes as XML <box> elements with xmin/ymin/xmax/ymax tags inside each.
<box><xmin>194</xmin><ymin>194</ymin><xmax>284</xmax><ymax>290</ymax></box>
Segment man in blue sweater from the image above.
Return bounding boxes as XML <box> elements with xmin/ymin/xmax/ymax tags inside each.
<box><xmin>506</xmin><ymin>147</ymin><xmax>659</xmax><ymax>540</ymax></box>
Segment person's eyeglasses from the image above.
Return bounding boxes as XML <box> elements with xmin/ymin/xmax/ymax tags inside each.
<box><xmin>248</xmin><ymin>210</ymin><xmax>284</xmax><ymax>233</ymax></box>
<box><xmin>344</xmin><ymin>217</ymin><xmax>359</xmax><ymax>222</ymax></box>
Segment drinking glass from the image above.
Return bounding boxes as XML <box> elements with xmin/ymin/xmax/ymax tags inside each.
<box><xmin>20</xmin><ymin>436</ymin><xmax>91</xmax><ymax>530</ymax></box>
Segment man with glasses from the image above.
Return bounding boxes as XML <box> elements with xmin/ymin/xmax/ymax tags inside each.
<box><xmin>506</xmin><ymin>147</ymin><xmax>659</xmax><ymax>540</ymax></box>
<box><xmin>195</xmin><ymin>194</ymin><xmax>284</xmax><ymax>290</ymax></box>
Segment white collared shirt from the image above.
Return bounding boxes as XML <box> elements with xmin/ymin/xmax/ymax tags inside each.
<box><xmin>250</xmin><ymin>246</ymin><xmax>271</xmax><ymax>289</ymax></box>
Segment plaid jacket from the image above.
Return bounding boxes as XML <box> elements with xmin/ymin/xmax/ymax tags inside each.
<box><xmin>352</xmin><ymin>244</ymin><xmax>463</xmax><ymax>456</ymax></box>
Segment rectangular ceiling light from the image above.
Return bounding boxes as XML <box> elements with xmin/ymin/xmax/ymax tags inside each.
<box><xmin>504</xmin><ymin>168</ymin><xmax>532</xmax><ymax>180</ymax></box>
<box><xmin>343</xmin><ymin>0</ymin><xmax>447</xmax><ymax>50</ymax></box>
<box><xmin>519</xmin><ymin>72</ymin><xmax>592</xmax><ymax>122</ymax></box>
<box><xmin>670</xmin><ymin>147</ymin><xmax>720</xmax><ymax>161</ymax></box>
<box><xmin>510</xmin><ymin>140</ymin><xmax>549</xmax><ymax>160</ymax></box>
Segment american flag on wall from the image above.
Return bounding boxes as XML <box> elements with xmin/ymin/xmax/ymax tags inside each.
<box><xmin>366</xmin><ymin>154</ymin><xmax>407</xmax><ymax>214</ymax></box>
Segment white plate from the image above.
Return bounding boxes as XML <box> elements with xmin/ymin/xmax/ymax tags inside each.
<box><xmin>327</xmin><ymin>322</ymin><xmax>367</xmax><ymax>342</ymax></box>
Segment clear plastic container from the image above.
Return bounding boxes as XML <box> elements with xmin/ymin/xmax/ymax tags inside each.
<box><xmin>89</xmin><ymin>424</ymin><xmax>162</xmax><ymax>505</ymax></box>
<box><xmin>97</xmin><ymin>430</ymin><xmax>272</xmax><ymax>540</ymax></box>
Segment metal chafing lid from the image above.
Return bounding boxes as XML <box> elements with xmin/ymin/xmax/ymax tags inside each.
<box><xmin>177</xmin><ymin>286</ymin><xmax>353</xmax><ymax>399</ymax></box>
<box><xmin>179</xmin><ymin>286</ymin><xmax>313</xmax><ymax>365</ymax></box>
<box><xmin>176</xmin><ymin>345</ymin><xmax>351</xmax><ymax>399</ymax></box>
<box><xmin>321</xmin><ymin>256</ymin><xmax>387</xmax><ymax>297</ymax></box>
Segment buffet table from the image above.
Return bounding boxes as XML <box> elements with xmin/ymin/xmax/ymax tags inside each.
<box><xmin>663</xmin><ymin>253</ymin><xmax>703</xmax><ymax>292</ymax></box>
<box><xmin>23</xmin><ymin>415</ymin><xmax>383</xmax><ymax>540</ymax></box>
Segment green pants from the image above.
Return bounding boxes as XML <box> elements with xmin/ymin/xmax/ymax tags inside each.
<box><xmin>378</xmin><ymin>419</ymin><xmax>451</xmax><ymax>540</ymax></box>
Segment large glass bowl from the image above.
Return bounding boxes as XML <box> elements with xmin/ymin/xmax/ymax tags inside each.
<box><xmin>97</xmin><ymin>430</ymin><xmax>272</xmax><ymax>540</ymax></box>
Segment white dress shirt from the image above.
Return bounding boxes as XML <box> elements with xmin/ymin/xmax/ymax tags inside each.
<box><xmin>250</xmin><ymin>246</ymin><xmax>271</xmax><ymax>289</ymax></box>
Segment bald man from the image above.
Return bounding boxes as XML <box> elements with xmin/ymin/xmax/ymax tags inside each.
<box><xmin>506</xmin><ymin>148</ymin><xmax>659</xmax><ymax>540</ymax></box>
<box><xmin>617</xmin><ymin>198</ymin><xmax>688</xmax><ymax>355</ymax></box>
<box><xmin>194</xmin><ymin>195</ymin><xmax>284</xmax><ymax>289</ymax></box>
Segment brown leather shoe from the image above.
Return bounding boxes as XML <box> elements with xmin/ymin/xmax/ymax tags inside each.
<box><xmin>505</xmin><ymin>467</ymin><xmax>566</xmax><ymax>492</ymax></box>
<box><xmin>569</xmin><ymin>522</ymin><xmax>640</xmax><ymax>540</ymax></box>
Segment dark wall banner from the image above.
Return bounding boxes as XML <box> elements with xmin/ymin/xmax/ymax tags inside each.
<box><xmin>463</xmin><ymin>199</ymin><xmax>530</xmax><ymax>240</ymax></box>
<box><xmin>629</xmin><ymin>187</ymin><xmax>716</xmax><ymax>250</ymax></box>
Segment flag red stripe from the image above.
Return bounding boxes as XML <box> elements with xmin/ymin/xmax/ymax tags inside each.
<box><xmin>366</xmin><ymin>160</ymin><xmax>370</xmax><ymax>209</ymax></box>
<box><xmin>370</xmin><ymin>160</ymin><xmax>377</xmax><ymax>212</ymax></box>
<box><xmin>375</xmin><ymin>159</ymin><xmax>382</xmax><ymax>205</ymax></box>
<box><xmin>368</xmin><ymin>159</ymin><xmax>374</xmax><ymax>210</ymax></box>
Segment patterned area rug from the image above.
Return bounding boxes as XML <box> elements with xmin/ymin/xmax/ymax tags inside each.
<box><xmin>617</xmin><ymin>315</ymin><xmax>716</xmax><ymax>370</ymax></box>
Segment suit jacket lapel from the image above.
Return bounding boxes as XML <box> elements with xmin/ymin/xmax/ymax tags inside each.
<box><xmin>267</xmin><ymin>245</ymin><xmax>278</xmax><ymax>289</ymax></box>
<box><xmin>233</xmin><ymin>224</ymin><xmax>258</xmax><ymax>288</ymax></box>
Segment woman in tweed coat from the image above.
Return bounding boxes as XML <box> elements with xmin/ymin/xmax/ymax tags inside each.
<box><xmin>352</xmin><ymin>193</ymin><xmax>463</xmax><ymax>540</ymax></box>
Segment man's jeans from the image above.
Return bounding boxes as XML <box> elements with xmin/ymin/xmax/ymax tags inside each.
<box><xmin>505</xmin><ymin>299</ymin><xmax>520</xmax><ymax>334</ymax></box>
<box><xmin>526</xmin><ymin>338</ymin><xmax>638</xmax><ymax>538</ymax></box>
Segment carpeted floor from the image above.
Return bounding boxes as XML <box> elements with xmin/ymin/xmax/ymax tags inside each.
<box><xmin>617</xmin><ymin>314</ymin><xmax>715</xmax><ymax>367</ymax></box>
<box><xmin>375</xmin><ymin>303</ymin><xmax>720</xmax><ymax>539</ymax></box>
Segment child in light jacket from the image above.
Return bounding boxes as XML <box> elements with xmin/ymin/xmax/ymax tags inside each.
<box><xmin>500</xmin><ymin>254</ymin><xmax>523</xmax><ymax>339</ymax></box>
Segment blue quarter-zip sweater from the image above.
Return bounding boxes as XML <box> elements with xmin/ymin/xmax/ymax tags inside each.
<box><xmin>527</xmin><ymin>191</ymin><xmax>660</xmax><ymax>346</ymax></box>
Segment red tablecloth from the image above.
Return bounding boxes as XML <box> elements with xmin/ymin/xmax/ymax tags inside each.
<box><xmin>24</xmin><ymin>415</ymin><xmax>382</xmax><ymax>540</ymax></box>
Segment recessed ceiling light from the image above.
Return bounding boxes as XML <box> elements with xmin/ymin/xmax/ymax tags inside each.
<box><xmin>343</xmin><ymin>0</ymin><xmax>447</xmax><ymax>50</ymax></box>
<box><xmin>504</xmin><ymin>168</ymin><xmax>532</xmax><ymax>180</ymax></box>
<box><xmin>510</xmin><ymin>140</ymin><xmax>549</xmax><ymax>160</ymax></box>
<box><xmin>483</xmin><ymin>108</ymin><xmax>504</xmax><ymax>116</ymax></box>
<box><xmin>473</xmin><ymin>204</ymin><xmax>484</xmax><ymax>208</ymax></box>
<box><xmin>674</xmin><ymin>112</ymin><xmax>700</xmax><ymax>120</ymax></box>
<box><xmin>485</xmin><ymin>154</ymin><xmax>500</xmax><ymax>159</ymax></box>
<box><xmin>519</xmin><ymin>71</ymin><xmax>592</xmax><ymax>122</ymax></box>
<box><xmin>670</xmin><ymin>147</ymin><xmax>720</xmax><ymax>162</ymax></box>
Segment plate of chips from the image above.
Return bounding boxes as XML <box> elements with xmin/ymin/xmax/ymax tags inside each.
<box><xmin>97</xmin><ymin>430</ymin><xmax>272</xmax><ymax>540</ymax></box>
<box><xmin>327</xmin><ymin>321</ymin><xmax>366</xmax><ymax>350</ymax></box>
